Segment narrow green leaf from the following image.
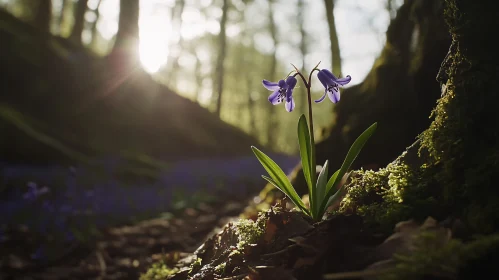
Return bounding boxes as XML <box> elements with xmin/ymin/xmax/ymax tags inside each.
<box><xmin>318</xmin><ymin>123</ymin><xmax>377</xmax><ymax>217</ymax></box>
<box><xmin>316</xmin><ymin>168</ymin><xmax>339</xmax><ymax>212</ymax></box>
<box><xmin>252</xmin><ymin>146</ymin><xmax>306</xmax><ymax>210</ymax></box>
<box><xmin>262</xmin><ymin>175</ymin><xmax>309</xmax><ymax>214</ymax></box>
<box><xmin>297</xmin><ymin>115</ymin><xmax>314</xmax><ymax>202</ymax></box>
<box><xmin>313</xmin><ymin>160</ymin><xmax>329</xmax><ymax>217</ymax></box>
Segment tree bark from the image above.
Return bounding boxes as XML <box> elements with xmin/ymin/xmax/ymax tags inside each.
<box><xmin>34</xmin><ymin>0</ymin><xmax>52</xmax><ymax>33</ymax></box>
<box><xmin>214</xmin><ymin>0</ymin><xmax>229</xmax><ymax>117</ymax></box>
<box><xmin>323</xmin><ymin>0</ymin><xmax>342</xmax><ymax>76</ymax></box>
<box><xmin>69</xmin><ymin>0</ymin><xmax>89</xmax><ymax>44</ymax></box>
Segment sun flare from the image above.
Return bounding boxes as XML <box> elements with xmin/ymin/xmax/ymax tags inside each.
<box><xmin>138</xmin><ymin>11</ymin><xmax>170</xmax><ymax>73</ymax></box>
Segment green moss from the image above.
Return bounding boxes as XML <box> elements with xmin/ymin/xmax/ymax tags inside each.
<box><xmin>140</xmin><ymin>263</ymin><xmax>179</xmax><ymax>280</ymax></box>
<box><xmin>214</xmin><ymin>263</ymin><xmax>227</xmax><ymax>274</ymax></box>
<box><xmin>188</xmin><ymin>258</ymin><xmax>202</xmax><ymax>274</ymax></box>
<box><xmin>234</xmin><ymin>217</ymin><xmax>265</xmax><ymax>250</ymax></box>
<box><xmin>339</xmin><ymin>156</ymin><xmax>441</xmax><ymax>231</ymax></box>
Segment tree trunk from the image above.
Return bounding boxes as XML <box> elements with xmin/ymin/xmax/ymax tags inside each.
<box><xmin>246</xmin><ymin>75</ymin><xmax>256</xmax><ymax>135</ymax></box>
<box><xmin>111</xmin><ymin>0</ymin><xmax>140</xmax><ymax>56</ymax></box>
<box><xmin>34</xmin><ymin>0</ymin><xmax>52</xmax><ymax>33</ymax></box>
<box><xmin>265</xmin><ymin>0</ymin><xmax>278</xmax><ymax>148</ymax></box>
<box><xmin>323</xmin><ymin>0</ymin><xmax>342</xmax><ymax>76</ymax></box>
<box><xmin>69</xmin><ymin>0</ymin><xmax>89</xmax><ymax>44</ymax></box>
<box><xmin>214</xmin><ymin>0</ymin><xmax>229</xmax><ymax>117</ymax></box>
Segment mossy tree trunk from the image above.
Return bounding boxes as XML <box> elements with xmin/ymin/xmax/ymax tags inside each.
<box><xmin>314</xmin><ymin>0</ymin><xmax>450</xmax><ymax>174</ymax></box>
<box><xmin>340</xmin><ymin>0</ymin><xmax>499</xmax><ymax>234</ymax></box>
<box><xmin>417</xmin><ymin>0</ymin><xmax>499</xmax><ymax>232</ymax></box>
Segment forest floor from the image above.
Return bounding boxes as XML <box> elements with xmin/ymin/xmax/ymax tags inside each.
<box><xmin>0</xmin><ymin>156</ymin><xmax>298</xmax><ymax>280</ymax></box>
<box><xmin>1</xmin><ymin>192</ymin><xmax>252</xmax><ymax>280</ymax></box>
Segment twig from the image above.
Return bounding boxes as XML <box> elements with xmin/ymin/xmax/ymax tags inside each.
<box><xmin>95</xmin><ymin>250</ymin><xmax>107</xmax><ymax>280</ymax></box>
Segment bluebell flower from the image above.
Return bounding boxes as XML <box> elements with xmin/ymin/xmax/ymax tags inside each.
<box><xmin>262</xmin><ymin>76</ymin><xmax>297</xmax><ymax>112</ymax></box>
<box><xmin>315</xmin><ymin>69</ymin><xmax>351</xmax><ymax>103</ymax></box>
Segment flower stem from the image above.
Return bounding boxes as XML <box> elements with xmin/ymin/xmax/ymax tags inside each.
<box><xmin>292</xmin><ymin>63</ymin><xmax>320</xmax><ymax>219</ymax></box>
<box><xmin>306</xmin><ymin>83</ymin><xmax>316</xmax><ymax>200</ymax></box>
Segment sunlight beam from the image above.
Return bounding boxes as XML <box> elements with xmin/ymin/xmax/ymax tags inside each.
<box><xmin>138</xmin><ymin>4</ymin><xmax>171</xmax><ymax>73</ymax></box>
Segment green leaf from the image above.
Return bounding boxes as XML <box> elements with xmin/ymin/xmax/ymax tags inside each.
<box><xmin>317</xmin><ymin>168</ymin><xmax>339</xmax><ymax>212</ymax></box>
<box><xmin>314</xmin><ymin>160</ymin><xmax>329</xmax><ymax>217</ymax></box>
<box><xmin>297</xmin><ymin>115</ymin><xmax>314</xmax><ymax>202</ymax></box>
<box><xmin>318</xmin><ymin>122</ymin><xmax>378</xmax><ymax>217</ymax></box>
<box><xmin>252</xmin><ymin>146</ymin><xmax>306</xmax><ymax>211</ymax></box>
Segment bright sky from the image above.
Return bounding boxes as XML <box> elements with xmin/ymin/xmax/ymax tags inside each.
<box><xmin>87</xmin><ymin>0</ymin><xmax>401</xmax><ymax>83</ymax></box>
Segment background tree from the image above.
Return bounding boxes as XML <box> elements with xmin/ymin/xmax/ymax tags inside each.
<box><xmin>265</xmin><ymin>0</ymin><xmax>278</xmax><ymax>148</ymax></box>
<box><xmin>214</xmin><ymin>0</ymin><xmax>229</xmax><ymax>117</ymax></box>
<box><xmin>69</xmin><ymin>0</ymin><xmax>89</xmax><ymax>45</ymax></box>
<box><xmin>323</xmin><ymin>0</ymin><xmax>342</xmax><ymax>76</ymax></box>
<box><xmin>34</xmin><ymin>0</ymin><xmax>52</xmax><ymax>33</ymax></box>
<box><xmin>111</xmin><ymin>0</ymin><xmax>140</xmax><ymax>58</ymax></box>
